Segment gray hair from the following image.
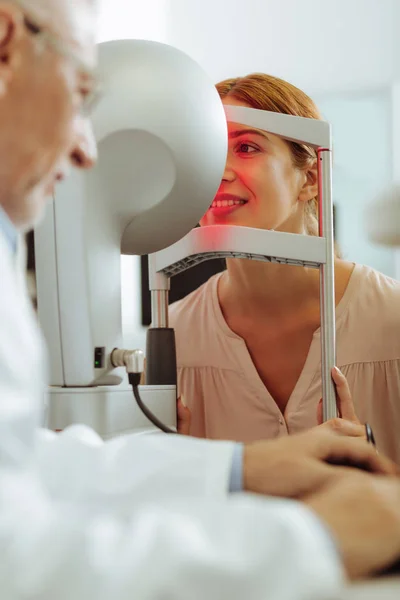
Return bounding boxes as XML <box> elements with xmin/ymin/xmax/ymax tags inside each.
<box><xmin>3</xmin><ymin>0</ymin><xmax>99</xmax><ymax>43</ymax></box>
<box><xmin>5</xmin><ymin>0</ymin><xmax>98</xmax><ymax>21</ymax></box>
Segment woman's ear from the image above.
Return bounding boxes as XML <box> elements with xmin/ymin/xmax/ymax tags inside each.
<box><xmin>0</xmin><ymin>6</ymin><xmax>24</xmax><ymax>97</ymax></box>
<box><xmin>298</xmin><ymin>159</ymin><xmax>318</xmax><ymax>203</ymax></box>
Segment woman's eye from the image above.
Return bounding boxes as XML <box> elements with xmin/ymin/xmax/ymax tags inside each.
<box><xmin>237</xmin><ymin>143</ymin><xmax>258</xmax><ymax>154</ymax></box>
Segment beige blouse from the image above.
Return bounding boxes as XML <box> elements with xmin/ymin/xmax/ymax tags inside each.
<box><xmin>169</xmin><ymin>264</ymin><xmax>400</xmax><ymax>463</ymax></box>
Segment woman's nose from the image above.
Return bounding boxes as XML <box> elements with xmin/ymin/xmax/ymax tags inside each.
<box><xmin>222</xmin><ymin>157</ymin><xmax>236</xmax><ymax>182</ymax></box>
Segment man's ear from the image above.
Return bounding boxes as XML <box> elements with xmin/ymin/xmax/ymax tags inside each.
<box><xmin>0</xmin><ymin>5</ymin><xmax>24</xmax><ymax>96</ymax></box>
<box><xmin>298</xmin><ymin>159</ymin><xmax>318</xmax><ymax>203</ymax></box>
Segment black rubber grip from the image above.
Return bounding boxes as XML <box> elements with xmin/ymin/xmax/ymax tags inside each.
<box><xmin>145</xmin><ymin>328</ymin><xmax>177</xmax><ymax>386</ymax></box>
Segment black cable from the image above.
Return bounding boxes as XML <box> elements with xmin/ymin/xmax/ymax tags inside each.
<box><xmin>128</xmin><ymin>373</ymin><xmax>177</xmax><ymax>434</ymax></box>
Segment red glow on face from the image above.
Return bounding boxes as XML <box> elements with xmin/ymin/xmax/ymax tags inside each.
<box><xmin>200</xmin><ymin>221</ymin><xmax>232</xmax><ymax>246</ymax></box>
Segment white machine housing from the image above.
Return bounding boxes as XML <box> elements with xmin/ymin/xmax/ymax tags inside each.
<box><xmin>35</xmin><ymin>39</ymin><xmax>228</xmax><ymax>436</ymax></box>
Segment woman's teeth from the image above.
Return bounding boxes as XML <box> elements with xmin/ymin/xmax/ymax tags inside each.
<box><xmin>211</xmin><ymin>199</ymin><xmax>246</xmax><ymax>208</ymax></box>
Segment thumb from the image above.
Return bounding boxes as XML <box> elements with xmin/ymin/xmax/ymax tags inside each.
<box><xmin>331</xmin><ymin>367</ymin><xmax>358</xmax><ymax>422</ymax></box>
<box><xmin>317</xmin><ymin>398</ymin><xmax>323</xmax><ymax>425</ymax></box>
<box><xmin>177</xmin><ymin>395</ymin><xmax>192</xmax><ymax>435</ymax></box>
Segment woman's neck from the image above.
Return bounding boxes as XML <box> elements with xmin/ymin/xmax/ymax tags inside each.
<box><xmin>219</xmin><ymin>257</ymin><xmax>354</xmax><ymax>323</ymax></box>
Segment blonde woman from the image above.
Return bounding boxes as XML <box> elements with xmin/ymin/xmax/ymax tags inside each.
<box><xmin>170</xmin><ymin>73</ymin><xmax>400</xmax><ymax>462</ymax></box>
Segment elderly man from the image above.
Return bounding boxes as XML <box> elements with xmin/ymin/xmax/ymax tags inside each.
<box><xmin>0</xmin><ymin>1</ymin><xmax>400</xmax><ymax>598</ymax></box>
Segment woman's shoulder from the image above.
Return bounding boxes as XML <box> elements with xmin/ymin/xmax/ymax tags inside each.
<box><xmin>168</xmin><ymin>273</ymin><xmax>232</xmax><ymax>368</ymax></box>
<box><xmin>353</xmin><ymin>264</ymin><xmax>400</xmax><ymax>313</ymax></box>
<box><xmin>168</xmin><ymin>272</ymin><xmax>221</xmax><ymax>330</ymax></box>
<box><xmin>339</xmin><ymin>263</ymin><xmax>400</xmax><ymax>362</ymax></box>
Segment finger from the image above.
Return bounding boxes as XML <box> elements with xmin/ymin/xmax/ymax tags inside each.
<box><xmin>332</xmin><ymin>367</ymin><xmax>358</xmax><ymax>422</ymax></box>
<box><xmin>317</xmin><ymin>398</ymin><xmax>323</xmax><ymax>425</ymax></box>
<box><xmin>320</xmin><ymin>418</ymin><xmax>366</xmax><ymax>439</ymax></box>
<box><xmin>177</xmin><ymin>396</ymin><xmax>191</xmax><ymax>435</ymax></box>
<box><xmin>316</xmin><ymin>434</ymin><xmax>399</xmax><ymax>476</ymax></box>
<box><xmin>294</xmin><ymin>463</ymin><xmax>368</xmax><ymax>500</ymax></box>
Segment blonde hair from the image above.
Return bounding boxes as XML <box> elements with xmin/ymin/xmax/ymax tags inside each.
<box><xmin>217</xmin><ymin>73</ymin><xmax>321</xmax><ymax>236</ymax></box>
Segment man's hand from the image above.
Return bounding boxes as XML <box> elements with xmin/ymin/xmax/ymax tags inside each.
<box><xmin>243</xmin><ymin>428</ymin><xmax>399</xmax><ymax>499</ymax></box>
<box><xmin>305</xmin><ymin>474</ymin><xmax>400</xmax><ymax>580</ymax></box>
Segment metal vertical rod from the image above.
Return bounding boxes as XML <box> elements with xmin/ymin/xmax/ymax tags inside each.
<box><xmin>148</xmin><ymin>253</ymin><xmax>170</xmax><ymax>328</ymax></box>
<box><xmin>318</xmin><ymin>148</ymin><xmax>337</xmax><ymax>421</ymax></box>
<box><xmin>146</xmin><ymin>254</ymin><xmax>176</xmax><ymax>392</ymax></box>
<box><xmin>151</xmin><ymin>290</ymin><xmax>169</xmax><ymax>328</ymax></box>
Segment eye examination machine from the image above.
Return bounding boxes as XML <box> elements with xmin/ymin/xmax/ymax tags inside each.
<box><xmin>34</xmin><ymin>38</ymin><xmax>338</xmax><ymax>438</ymax></box>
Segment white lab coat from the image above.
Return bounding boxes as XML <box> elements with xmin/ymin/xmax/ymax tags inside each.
<box><xmin>0</xmin><ymin>229</ymin><xmax>345</xmax><ymax>599</ymax></box>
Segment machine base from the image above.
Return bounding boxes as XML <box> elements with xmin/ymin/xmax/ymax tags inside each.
<box><xmin>46</xmin><ymin>384</ymin><xmax>177</xmax><ymax>439</ymax></box>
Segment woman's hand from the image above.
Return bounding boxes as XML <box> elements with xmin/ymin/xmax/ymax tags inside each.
<box><xmin>317</xmin><ymin>367</ymin><xmax>366</xmax><ymax>439</ymax></box>
<box><xmin>177</xmin><ymin>396</ymin><xmax>191</xmax><ymax>435</ymax></box>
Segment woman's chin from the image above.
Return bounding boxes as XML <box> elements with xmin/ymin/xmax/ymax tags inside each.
<box><xmin>201</xmin><ymin>205</ymin><xmax>250</xmax><ymax>226</ymax></box>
